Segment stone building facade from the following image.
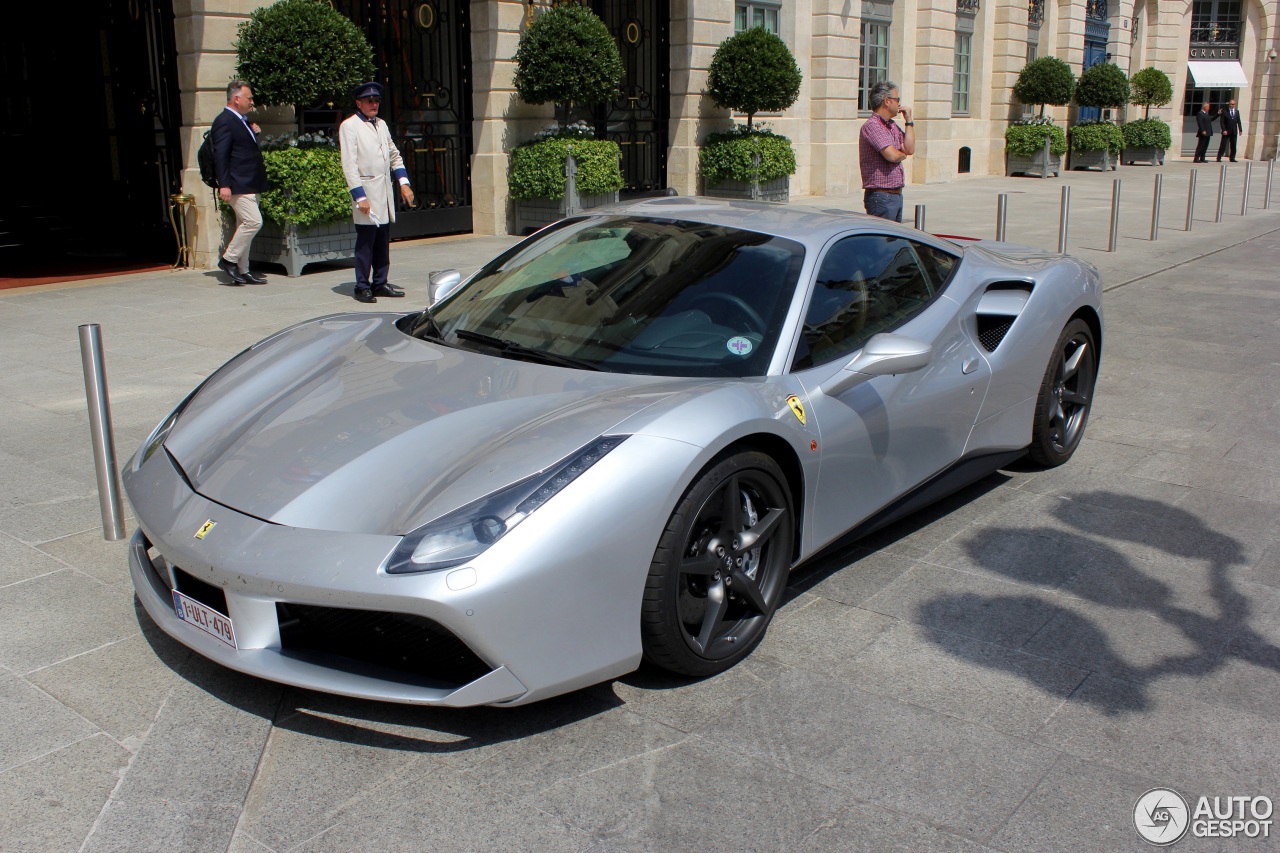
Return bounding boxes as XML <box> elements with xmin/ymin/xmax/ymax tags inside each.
<box><xmin>165</xmin><ymin>0</ymin><xmax>1277</xmax><ymax>265</ymax></box>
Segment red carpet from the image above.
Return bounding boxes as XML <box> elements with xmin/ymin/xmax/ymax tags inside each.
<box><xmin>0</xmin><ymin>259</ymin><xmax>172</xmax><ymax>290</ymax></box>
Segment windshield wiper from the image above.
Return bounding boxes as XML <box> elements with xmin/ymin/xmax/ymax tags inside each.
<box><xmin>453</xmin><ymin>329</ymin><xmax>603</xmax><ymax>371</ymax></box>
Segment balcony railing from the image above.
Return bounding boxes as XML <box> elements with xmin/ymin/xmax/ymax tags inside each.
<box><xmin>1028</xmin><ymin>0</ymin><xmax>1043</xmax><ymax>26</ymax></box>
<box><xmin>1190</xmin><ymin>20</ymin><xmax>1241</xmax><ymax>45</ymax></box>
<box><xmin>1085</xmin><ymin>0</ymin><xmax>1108</xmax><ymax>21</ymax></box>
<box><xmin>957</xmin><ymin>0</ymin><xmax>980</xmax><ymax>13</ymax></box>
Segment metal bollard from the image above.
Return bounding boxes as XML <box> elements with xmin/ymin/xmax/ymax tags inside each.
<box><xmin>1267</xmin><ymin>159</ymin><xmax>1275</xmax><ymax>210</ymax></box>
<box><xmin>1057</xmin><ymin>185</ymin><xmax>1070</xmax><ymax>253</ymax></box>
<box><xmin>1241</xmin><ymin>161</ymin><xmax>1253</xmax><ymax>216</ymax></box>
<box><xmin>914</xmin><ymin>204</ymin><xmax>926</xmax><ymax>231</ymax></box>
<box><xmin>996</xmin><ymin>194</ymin><xmax>1008</xmax><ymax>241</ymax></box>
<box><xmin>1108</xmin><ymin>179</ymin><xmax>1122</xmax><ymax>252</ymax></box>
<box><xmin>1150</xmin><ymin>173</ymin><xmax>1162</xmax><ymax>241</ymax></box>
<box><xmin>1216</xmin><ymin>163</ymin><xmax>1227</xmax><ymax>223</ymax></box>
<box><xmin>78</xmin><ymin>324</ymin><xmax>125</xmax><ymax>541</ymax></box>
<box><xmin>1186</xmin><ymin>170</ymin><xmax>1198</xmax><ymax>231</ymax></box>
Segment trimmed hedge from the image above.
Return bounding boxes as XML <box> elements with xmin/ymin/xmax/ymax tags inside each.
<box><xmin>255</xmin><ymin>133</ymin><xmax>350</xmax><ymax>229</ymax></box>
<box><xmin>508</xmin><ymin>136</ymin><xmax>623</xmax><ymax>201</ymax></box>
<box><xmin>699</xmin><ymin>129</ymin><xmax>797</xmax><ymax>185</ymax></box>
<box><xmin>1070</xmin><ymin>120</ymin><xmax>1125</xmax><ymax>154</ymax></box>
<box><xmin>1122</xmin><ymin>118</ymin><xmax>1173</xmax><ymax>150</ymax></box>
<box><xmin>1004</xmin><ymin>121</ymin><xmax>1068</xmax><ymax>157</ymax></box>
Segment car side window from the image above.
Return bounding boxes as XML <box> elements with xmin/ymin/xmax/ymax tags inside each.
<box><xmin>792</xmin><ymin>234</ymin><xmax>940</xmax><ymax>370</ymax></box>
<box><xmin>914</xmin><ymin>242</ymin><xmax>961</xmax><ymax>291</ymax></box>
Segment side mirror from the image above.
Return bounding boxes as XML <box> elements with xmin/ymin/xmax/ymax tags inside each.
<box><xmin>427</xmin><ymin>269</ymin><xmax>463</xmax><ymax>307</ymax></box>
<box><xmin>820</xmin><ymin>333</ymin><xmax>933</xmax><ymax>397</ymax></box>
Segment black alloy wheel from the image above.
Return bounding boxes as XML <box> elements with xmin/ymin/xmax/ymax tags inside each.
<box><xmin>1029</xmin><ymin>318</ymin><xmax>1097</xmax><ymax>466</ymax></box>
<box><xmin>641</xmin><ymin>451</ymin><xmax>794</xmax><ymax>676</ymax></box>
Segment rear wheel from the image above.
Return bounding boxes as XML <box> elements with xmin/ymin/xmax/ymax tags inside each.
<box><xmin>1028</xmin><ymin>319</ymin><xmax>1097</xmax><ymax>466</ymax></box>
<box><xmin>641</xmin><ymin>452</ymin><xmax>793</xmax><ymax>676</ymax></box>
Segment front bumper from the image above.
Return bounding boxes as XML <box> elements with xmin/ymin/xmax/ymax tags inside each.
<box><xmin>124</xmin><ymin>435</ymin><xmax>696</xmax><ymax>706</ymax></box>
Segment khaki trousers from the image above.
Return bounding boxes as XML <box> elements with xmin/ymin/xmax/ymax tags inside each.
<box><xmin>222</xmin><ymin>193</ymin><xmax>262</xmax><ymax>271</ymax></box>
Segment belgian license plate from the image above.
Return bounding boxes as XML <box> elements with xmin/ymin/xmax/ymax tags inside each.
<box><xmin>172</xmin><ymin>590</ymin><xmax>237</xmax><ymax>649</ymax></box>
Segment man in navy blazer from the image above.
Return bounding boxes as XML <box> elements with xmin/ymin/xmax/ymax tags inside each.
<box><xmin>211</xmin><ymin>80</ymin><xmax>269</xmax><ymax>284</ymax></box>
<box><xmin>1193</xmin><ymin>102</ymin><xmax>1213</xmax><ymax>163</ymax></box>
<box><xmin>1217</xmin><ymin>98</ymin><xmax>1244</xmax><ymax>162</ymax></box>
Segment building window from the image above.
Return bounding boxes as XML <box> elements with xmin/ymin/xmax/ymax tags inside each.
<box><xmin>859</xmin><ymin>21</ymin><xmax>891</xmax><ymax>111</ymax></box>
<box><xmin>1190</xmin><ymin>0</ymin><xmax>1241</xmax><ymax>44</ymax></box>
<box><xmin>736</xmin><ymin>2</ymin><xmax>780</xmax><ymax>34</ymax></box>
<box><xmin>953</xmin><ymin>33</ymin><xmax>971</xmax><ymax>114</ymax></box>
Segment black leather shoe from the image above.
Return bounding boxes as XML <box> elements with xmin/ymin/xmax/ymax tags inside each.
<box><xmin>217</xmin><ymin>256</ymin><xmax>239</xmax><ymax>278</ymax></box>
<box><xmin>354</xmin><ymin>288</ymin><xmax>376</xmax><ymax>304</ymax></box>
<box><xmin>372</xmin><ymin>283</ymin><xmax>405</xmax><ymax>298</ymax></box>
<box><xmin>243</xmin><ymin>272</ymin><xmax>267</xmax><ymax>284</ymax></box>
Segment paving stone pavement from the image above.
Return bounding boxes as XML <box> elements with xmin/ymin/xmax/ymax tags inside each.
<box><xmin>2</xmin><ymin>162</ymin><xmax>1279</xmax><ymax>852</ymax></box>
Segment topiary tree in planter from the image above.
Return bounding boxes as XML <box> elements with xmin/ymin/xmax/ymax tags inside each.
<box><xmin>1007</xmin><ymin>57</ymin><xmax>1074</xmax><ymax>177</ymax></box>
<box><xmin>509</xmin><ymin>3</ymin><xmax>625</xmax><ymax>233</ymax></box>
<box><xmin>235</xmin><ymin>0</ymin><xmax>375</xmax><ymax>115</ymax></box>
<box><xmin>1122</xmin><ymin>67</ymin><xmax>1173</xmax><ymax>165</ymax></box>
<box><xmin>1129</xmin><ymin>66</ymin><xmax>1173</xmax><ymax>119</ymax></box>
<box><xmin>1013</xmin><ymin>56</ymin><xmax>1076</xmax><ymax>118</ymax></box>
<box><xmin>702</xmin><ymin>28</ymin><xmax>802</xmax><ymax>199</ymax></box>
<box><xmin>514</xmin><ymin>2</ymin><xmax>624</xmax><ymax>128</ymax></box>
<box><xmin>1071</xmin><ymin>63</ymin><xmax>1129</xmax><ymax>171</ymax></box>
<box><xmin>705</xmin><ymin>27</ymin><xmax>803</xmax><ymax>130</ymax></box>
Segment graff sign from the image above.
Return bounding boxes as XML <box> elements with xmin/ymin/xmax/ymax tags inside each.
<box><xmin>1190</xmin><ymin>47</ymin><xmax>1239</xmax><ymax>58</ymax></box>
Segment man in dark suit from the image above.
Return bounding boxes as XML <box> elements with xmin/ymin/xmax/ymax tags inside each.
<box><xmin>1217</xmin><ymin>98</ymin><xmax>1244</xmax><ymax>162</ymax></box>
<box><xmin>211</xmin><ymin>80</ymin><xmax>269</xmax><ymax>284</ymax></box>
<box><xmin>1194</xmin><ymin>101</ymin><xmax>1213</xmax><ymax>163</ymax></box>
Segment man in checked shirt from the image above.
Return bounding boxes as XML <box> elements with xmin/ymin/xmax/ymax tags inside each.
<box><xmin>859</xmin><ymin>80</ymin><xmax>915</xmax><ymax>222</ymax></box>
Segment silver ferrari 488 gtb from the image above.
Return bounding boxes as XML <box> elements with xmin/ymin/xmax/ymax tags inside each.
<box><xmin>124</xmin><ymin>197</ymin><xmax>1102</xmax><ymax>707</ymax></box>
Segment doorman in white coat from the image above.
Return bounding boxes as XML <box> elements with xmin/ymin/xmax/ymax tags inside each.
<box><xmin>340</xmin><ymin>82</ymin><xmax>416</xmax><ymax>303</ymax></box>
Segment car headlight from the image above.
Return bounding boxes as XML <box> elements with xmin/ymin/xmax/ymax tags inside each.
<box><xmin>384</xmin><ymin>435</ymin><xmax>627</xmax><ymax>574</ymax></box>
<box><xmin>136</xmin><ymin>387</ymin><xmax>201</xmax><ymax>469</ymax></box>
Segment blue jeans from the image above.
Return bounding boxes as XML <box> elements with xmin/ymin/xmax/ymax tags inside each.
<box><xmin>864</xmin><ymin>189</ymin><xmax>904</xmax><ymax>223</ymax></box>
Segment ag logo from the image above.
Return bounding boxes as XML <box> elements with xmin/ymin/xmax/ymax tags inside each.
<box><xmin>194</xmin><ymin>520</ymin><xmax>217</xmax><ymax>540</ymax></box>
<box><xmin>1134</xmin><ymin>788</ymin><xmax>1190</xmax><ymax>846</ymax></box>
<box><xmin>786</xmin><ymin>395</ymin><xmax>806</xmax><ymax>426</ymax></box>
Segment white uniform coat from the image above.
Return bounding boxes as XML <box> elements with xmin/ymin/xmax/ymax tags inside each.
<box><xmin>339</xmin><ymin>113</ymin><xmax>407</xmax><ymax>226</ymax></box>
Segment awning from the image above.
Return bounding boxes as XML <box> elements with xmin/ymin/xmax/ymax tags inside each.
<box><xmin>1188</xmin><ymin>60</ymin><xmax>1249</xmax><ymax>89</ymax></box>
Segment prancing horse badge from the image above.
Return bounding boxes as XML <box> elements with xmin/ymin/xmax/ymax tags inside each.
<box><xmin>195</xmin><ymin>520</ymin><xmax>217</xmax><ymax>540</ymax></box>
<box><xmin>786</xmin><ymin>395</ymin><xmax>806</xmax><ymax>426</ymax></box>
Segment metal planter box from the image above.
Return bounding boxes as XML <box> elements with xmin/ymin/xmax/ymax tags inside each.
<box><xmin>1006</xmin><ymin>149</ymin><xmax>1061</xmax><ymax>178</ymax></box>
<box><xmin>1123</xmin><ymin>147</ymin><xmax>1166</xmax><ymax>166</ymax></box>
<box><xmin>512</xmin><ymin>190</ymin><xmax>620</xmax><ymax>235</ymax></box>
<box><xmin>250</xmin><ymin>220</ymin><xmax>357</xmax><ymax>278</ymax></box>
<box><xmin>1070</xmin><ymin>148</ymin><xmax>1117</xmax><ymax>172</ymax></box>
<box><xmin>704</xmin><ymin>175</ymin><xmax>790</xmax><ymax>203</ymax></box>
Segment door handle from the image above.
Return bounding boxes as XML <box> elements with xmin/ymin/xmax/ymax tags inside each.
<box><xmin>962</xmin><ymin>357</ymin><xmax>979</xmax><ymax>375</ymax></box>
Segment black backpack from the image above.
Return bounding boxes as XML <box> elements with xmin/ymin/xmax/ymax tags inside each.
<box><xmin>197</xmin><ymin>130</ymin><xmax>218</xmax><ymax>188</ymax></box>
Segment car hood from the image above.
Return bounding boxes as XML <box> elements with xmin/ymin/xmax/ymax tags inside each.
<box><xmin>163</xmin><ymin>314</ymin><xmax>702</xmax><ymax>535</ymax></box>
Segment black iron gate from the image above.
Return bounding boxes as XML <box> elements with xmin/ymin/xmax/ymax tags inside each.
<box><xmin>592</xmin><ymin>0</ymin><xmax>670</xmax><ymax>196</ymax></box>
<box><xmin>314</xmin><ymin>0</ymin><xmax>474</xmax><ymax>238</ymax></box>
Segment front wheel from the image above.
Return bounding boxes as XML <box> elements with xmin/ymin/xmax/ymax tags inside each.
<box><xmin>1028</xmin><ymin>318</ymin><xmax>1097</xmax><ymax>466</ymax></box>
<box><xmin>641</xmin><ymin>452</ymin><xmax>794</xmax><ymax>676</ymax></box>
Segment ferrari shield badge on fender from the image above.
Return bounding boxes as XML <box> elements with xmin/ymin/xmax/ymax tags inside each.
<box><xmin>195</xmin><ymin>520</ymin><xmax>217</xmax><ymax>540</ymax></box>
<box><xmin>786</xmin><ymin>395</ymin><xmax>806</xmax><ymax>426</ymax></box>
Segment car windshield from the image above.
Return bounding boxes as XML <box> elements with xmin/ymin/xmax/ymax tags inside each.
<box><xmin>404</xmin><ymin>216</ymin><xmax>806</xmax><ymax>377</ymax></box>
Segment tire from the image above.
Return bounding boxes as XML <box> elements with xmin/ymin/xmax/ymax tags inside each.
<box><xmin>1028</xmin><ymin>318</ymin><xmax>1097</xmax><ymax>467</ymax></box>
<box><xmin>641</xmin><ymin>451</ymin><xmax>794</xmax><ymax>676</ymax></box>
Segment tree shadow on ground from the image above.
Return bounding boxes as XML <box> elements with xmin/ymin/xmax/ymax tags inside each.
<box><xmin>917</xmin><ymin>491</ymin><xmax>1273</xmax><ymax>714</ymax></box>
